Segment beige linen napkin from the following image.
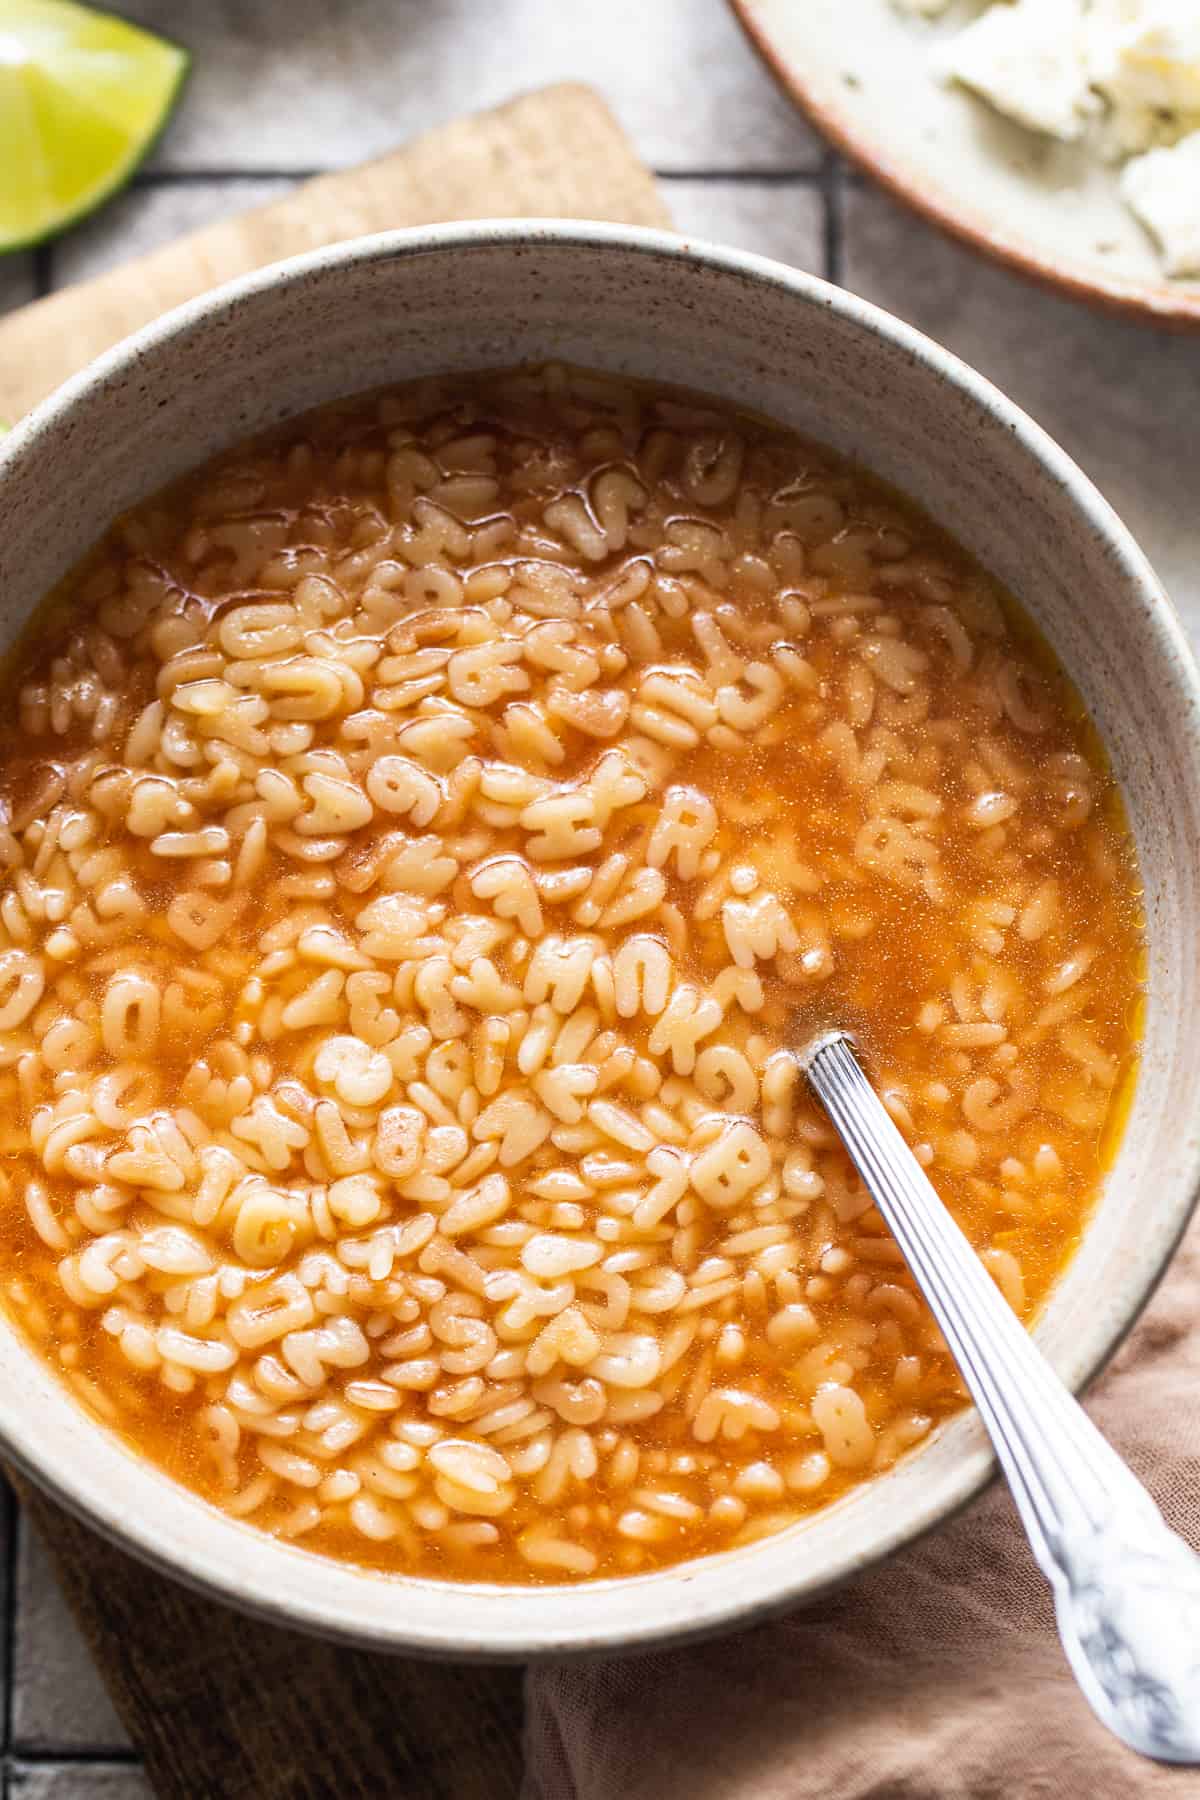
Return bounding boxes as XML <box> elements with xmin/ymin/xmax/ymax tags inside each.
<box><xmin>524</xmin><ymin>1217</ymin><xmax>1200</xmax><ymax>1798</ymax></box>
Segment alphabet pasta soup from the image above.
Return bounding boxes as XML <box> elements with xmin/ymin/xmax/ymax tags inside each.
<box><xmin>0</xmin><ymin>366</ymin><xmax>1142</xmax><ymax>1580</ymax></box>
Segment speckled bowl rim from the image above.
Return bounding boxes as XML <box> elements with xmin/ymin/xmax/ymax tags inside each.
<box><xmin>1</xmin><ymin>220</ymin><xmax>1198</xmax><ymax>1658</ymax></box>
<box><xmin>728</xmin><ymin>0</ymin><xmax>1200</xmax><ymax>332</ymax></box>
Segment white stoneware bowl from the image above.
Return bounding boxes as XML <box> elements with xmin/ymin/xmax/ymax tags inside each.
<box><xmin>1</xmin><ymin>223</ymin><xmax>1198</xmax><ymax>1657</ymax></box>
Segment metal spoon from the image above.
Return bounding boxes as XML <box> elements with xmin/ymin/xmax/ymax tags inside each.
<box><xmin>798</xmin><ymin>1029</ymin><xmax>1200</xmax><ymax>1765</ymax></box>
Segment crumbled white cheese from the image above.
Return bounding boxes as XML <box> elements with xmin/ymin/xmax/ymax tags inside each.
<box><xmin>892</xmin><ymin>0</ymin><xmax>1200</xmax><ymax>275</ymax></box>
<box><xmin>1089</xmin><ymin>0</ymin><xmax>1200</xmax><ymax>149</ymax></box>
<box><xmin>940</xmin><ymin>0</ymin><xmax>1098</xmax><ymax>141</ymax></box>
<box><xmin>1121</xmin><ymin>127</ymin><xmax>1200</xmax><ymax>271</ymax></box>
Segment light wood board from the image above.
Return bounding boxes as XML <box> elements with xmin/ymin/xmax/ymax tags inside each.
<box><xmin>0</xmin><ymin>82</ymin><xmax>669</xmax><ymax>421</ymax></box>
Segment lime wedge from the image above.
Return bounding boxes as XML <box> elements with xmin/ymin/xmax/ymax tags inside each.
<box><xmin>0</xmin><ymin>0</ymin><xmax>188</xmax><ymax>253</ymax></box>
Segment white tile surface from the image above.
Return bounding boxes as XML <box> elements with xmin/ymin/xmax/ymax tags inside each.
<box><xmin>12</xmin><ymin>1528</ymin><xmax>131</xmax><ymax>1754</ymax></box>
<box><xmin>842</xmin><ymin>183</ymin><xmax>1200</xmax><ymax>642</ymax></box>
<box><xmin>663</xmin><ymin>177</ymin><xmax>825</xmax><ymax>271</ymax></box>
<box><xmin>52</xmin><ymin>180</ymin><xmax>293</xmax><ymax>289</ymax></box>
<box><xmin>118</xmin><ymin>0</ymin><xmax>822</xmax><ymax>173</ymax></box>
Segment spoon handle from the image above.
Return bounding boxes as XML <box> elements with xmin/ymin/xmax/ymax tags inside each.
<box><xmin>802</xmin><ymin>1031</ymin><xmax>1200</xmax><ymax>1765</ymax></box>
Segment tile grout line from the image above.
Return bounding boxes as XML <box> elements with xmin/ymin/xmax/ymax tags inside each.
<box><xmin>132</xmin><ymin>166</ymin><xmax>324</xmax><ymax>185</ymax></box>
<box><xmin>30</xmin><ymin>246</ymin><xmax>54</xmax><ymax>302</ymax></box>
<box><xmin>6</xmin><ymin>1751</ymin><xmax>144</xmax><ymax>1767</ymax></box>
<box><xmin>821</xmin><ymin>154</ymin><xmax>846</xmax><ymax>286</ymax></box>
<box><xmin>2</xmin><ymin>1485</ymin><xmax>19</xmax><ymax>1767</ymax></box>
<box><xmin>129</xmin><ymin>164</ymin><xmax>828</xmax><ymax>187</ymax></box>
<box><xmin>0</xmin><ymin>1496</ymin><xmax>8</xmax><ymax>1800</ymax></box>
<box><xmin>654</xmin><ymin>167</ymin><xmax>825</xmax><ymax>184</ymax></box>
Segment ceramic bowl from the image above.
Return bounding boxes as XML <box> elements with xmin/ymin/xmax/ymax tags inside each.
<box><xmin>1</xmin><ymin>223</ymin><xmax>1198</xmax><ymax>1657</ymax></box>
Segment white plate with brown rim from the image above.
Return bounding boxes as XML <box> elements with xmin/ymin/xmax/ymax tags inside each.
<box><xmin>730</xmin><ymin>0</ymin><xmax>1200</xmax><ymax>330</ymax></box>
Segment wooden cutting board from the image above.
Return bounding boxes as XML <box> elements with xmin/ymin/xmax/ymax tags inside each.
<box><xmin>0</xmin><ymin>82</ymin><xmax>669</xmax><ymax>421</ymax></box>
<box><xmin>3</xmin><ymin>83</ymin><xmax>669</xmax><ymax>1800</ymax></box>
